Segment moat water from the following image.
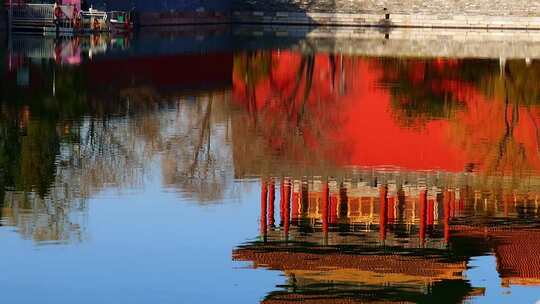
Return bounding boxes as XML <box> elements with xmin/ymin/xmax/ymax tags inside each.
<box><xmin>1</xmin><ymin>27</ymin><xmax>540</xmax><ymax>303</ymax></box>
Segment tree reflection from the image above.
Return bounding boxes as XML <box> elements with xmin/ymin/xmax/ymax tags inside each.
<box><xmin>379</xmin><ymin>58</ymin><xmax>540</xmax><ymax>179</ymax></box>
<box><xmin>380</xmin><ymin>58</ymin><xmax>468</xmax><ymax>125</ymax></box>
<box><xmin>161</xmin><ymin>94</ymin><xmax>235</xmax><ymax>203</ymax></box>
<box><xmin>232</xmin><ymin>52</ymin><xmax>540</xmax><ymax>187</ymax></box>
<box><xmin>232</xmin><ymin>51</ymin><xmax>353</xmax><ymax>174</ymax></box>
<box><xmin>4</xmin><ymin>46</ymin><xmax>540</xmax><ymax>244</ymax></box>
<box><xmin>0</xmin><ymin>55</ymin><xmax>235</xmax><ymax>241</ymax></box>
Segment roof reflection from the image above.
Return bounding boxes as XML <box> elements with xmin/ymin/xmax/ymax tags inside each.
<box><xmin>234</xmin><ymin>177</ymin><xmax>540</xmax><ymax>302</ymax></box>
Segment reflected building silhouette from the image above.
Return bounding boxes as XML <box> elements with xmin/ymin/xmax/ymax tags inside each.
<box><xmin>230</xmin><ymin>51</ymin><xmax>540</xmax><ymax>302</ymax></box>
<box><xmin>7</xmin><ymin>35</ymin><xmax>127</xmax><ymax>72</ymax></box>
<box><xmin>234</xmin><ymin>177</ymin><xmax>540</xmax><ymax>302</ymax></box>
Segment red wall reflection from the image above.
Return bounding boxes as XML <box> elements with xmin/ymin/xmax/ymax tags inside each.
<box><xmin>232</xmin><ymin>51</ymin><xmax>540</xmax><ymax>175</ymax></box>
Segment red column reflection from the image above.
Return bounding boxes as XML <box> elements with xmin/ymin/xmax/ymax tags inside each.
<box><xmin>379</xmin><ymin>185</ymin><xmax>388</xmax><ymax>241</ymax></box>
<box><xmin>443</xmin><ymin>190</ymin><xmax>451</xmax><ymax>243</ymax></box>
<box><xmin>419</xmin><ymin>189</ymin><xmax>427</xmax><ymax>243</ymax></box>
<box><xmin>284</xmin><ymin>179</ymin><xmax>291</xmax><ymax>237</ymax></box>
<box><xmin>260</xmin><ymin>180</ymin><xmax>268</xmax><ymax>237</ymax></box>
<box><xmin>292</xmin><ymin>186</ymin><xmax>300</xmax><ymax>223</ymax></box>
<box><xmin>280</xmin><ymin>180</ymin><xmax>285</xmax><ymax>226</ymax></box>
<box><xmin>330</xmin><ymin>194</ymin><xmax>338</xmax><ymax>224</ymax></box>
<box><xmin>387</xmin><ymin>196</ymin><xmax>395</xmax><ymax>224</ymax></box>
<box><xmin>322</xmin><ymin>182</ymin><xmax>329</xmax><ymax>235</ymax></box>
<box><xmin>268</xmin><ymin>180</ymin><xmax>275</xmax><ymax>227</ymax></box>
<box><xmin>427</xmin><ymin>198</ymin><xmax>435</xmax><ymax>226</ymax></box>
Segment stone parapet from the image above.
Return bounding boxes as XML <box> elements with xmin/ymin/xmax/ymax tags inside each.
<box><xmin>232</xmin><ymin>0</ymin><xmax>540</xmax><ymax>17</ymax></box>
<box><xmin>232</xmin><ymin>11</ymin><xmax>540</xmax><ymax>29</ymax></box>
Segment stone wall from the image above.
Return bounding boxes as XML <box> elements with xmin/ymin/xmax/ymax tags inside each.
<box><xmin>233</xmin><ymin>0</ymin><xmax>540</xmax><ymax>16</ymax></box>
<box><xmin>90</xmin><ymin>0</ymin><xmax>231</xmax><ymax>12</ymax></box>
<box><xmin>88</xmin><ymin>0</ymin><xmax>231</xmax><ymax>26</ymax></box>
<box><xmin>87</xmin><ymin>0</ymin><xmax>540</xmax><ymax>28</ymax></box>
<box><xmin>138</xmin><ymin>11</ymin><xmax>229</xmax><ymax>26</ymax></box>
<box><xmin>232</xmin><ymin>0</ymin><xmax>540</xmax><ymax>28</ymax></box>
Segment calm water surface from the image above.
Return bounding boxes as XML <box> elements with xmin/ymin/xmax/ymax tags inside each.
<box><xmin>1</xmin><ymin>27</ymin><xmax>540</xmax><ymax>303</ymax></box>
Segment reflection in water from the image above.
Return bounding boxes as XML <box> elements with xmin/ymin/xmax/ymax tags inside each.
<box><xmin>0</xmin><ymin>94</ymin><xmax>233</xmax><ymax>241</ymax></box>
<box><xmin>0</xmin><ymin>35</ymin><xmax>234</xmax><ymax>242</ymax></box>
<box><xmin>234</xmin><ymin>177</ymin><xmax>540</xmax><ymax>302</ymax></box>
<box><xmin>230</xmin><ymin>50</ymin><xmax>540</xmax><ymax>302</ymax></box>
<box><xmin>232</xmin><ymin>51</ymin><xmax>540</xmax><ymax>180</ymax></box>
<box><xmin>2</xmin><ymin>30</ymin><xmax>540</xmax><ymax>303</ymax></box>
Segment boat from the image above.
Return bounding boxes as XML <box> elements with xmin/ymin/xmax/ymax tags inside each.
<box><xmin>78</xmin><ymin>7</ymin><xmax>108</xmax><ymax>33</ymax></box>
<box><xmin>107</xmin><ymin>11</ymin><xmax>133</xmax><ymax>34</ymax></box>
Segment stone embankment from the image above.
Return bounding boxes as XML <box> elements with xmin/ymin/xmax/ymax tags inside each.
<box><xmin>232</xmin><ymin>0</ymin><xmax>540</xmax><ymax>29</ymax></box>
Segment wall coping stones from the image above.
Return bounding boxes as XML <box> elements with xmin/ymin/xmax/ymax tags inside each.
<box><xmin>232</xmin><ymin>11</ymin><xmax>540</xmax><ymax>29</ymax></box>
